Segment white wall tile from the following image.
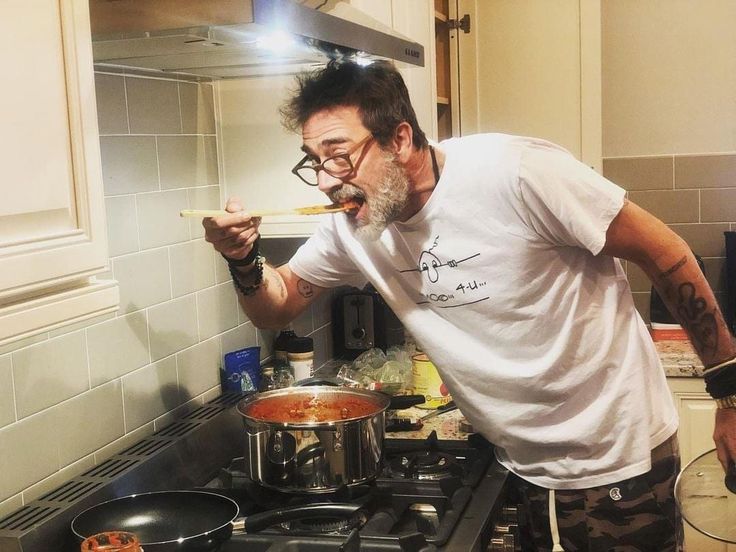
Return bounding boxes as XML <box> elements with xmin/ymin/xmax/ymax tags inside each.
<box><xmin>220</xmin><ymin>323</ymin><xmax>258</xmax><ymax>357</ymax></box>
<box><xmin>12</xmin><ymin>331</ymin><xmax>89</xmax><ymax>419</ymax></box>
<box><xmin>95</xmin><ymin>73</ymin><xmax>128</xmax><ymax>135</ymax></box>
<box><xmin>158</xmin><ymin>136</ymin><xmax>218</xmax><ymax>189</ymax></box>
<box><xmin>187</xmin><ymin>185</ymin><xmax>222</xmax><ymax>239</ymax></box>
<box><xmin>148</xmin><ymin>295</ymin><xmax>198</xmax><ymax>361</ymax></box>
<box><xmin>54</xmin><ymin>380</ymin><xmax>125</xmax><ymax>466</ymax></box>
<box><xmin>179</xmin><ymin>82</ymin><xmax>216</xmax><ymax>134</ymax></box>
<box><xmin>169</xmin><ymin>240</ymin><xmax>216</xmax><ymax>297</ymax></box>
<box><xmin>136</xmin><ymin>190</ymin><xmax>191</xmax><ymax>250</ymax></box>
<box><xmin>196</xmin><ymin>283</ymin><xmax>239</xmax><ymax>340</ymax></box>
<box><xmin>126</xmin><ymin>77</ymin><xmax>181</xmax><ymax>134</ymax></box>
<box><xmin>100</xmin><ymin>136</ymin><xmax>158</xmax><ymax>196</ymax></box>
<box><xmin>113</xmin><ymin>249</ymin><xmax>172</xmax><ymax>313</ymax></box>
<box><xmin>87</xmin><ymin>311</ymin><xmax>150</xmax><ymax>387</ymax></box>
<box><xmin>105</xmin><ymin>195</ymin><xmax>139</xmax><ymax>256</ymax></box>
<box><xmin>0</xmin><ymin>355</ymin><xmax>14</xmax><ymax>429</ymax></box>
<box><xmin>0</xmin><ymin>409</ymin><xmax>57</xmax><ymax>501</ymax></box>
<box><xmin>214</xmin><ymin>251</ymin><xmax>232</xmax><ymax>285</ymax></box>
<box><xmin>47</xmin><ymin>312</ymin><xmax>116</xmax><ymax>339</ymax></box>
<box><xmin>123</xmin><ymin>357</ymin><xmax>179</xmax><ymax>431</ymax></box>
<box><xmin>176</xmin><ymin>337</ymin><xmax>221</xmax><ymax>402</ymax></box>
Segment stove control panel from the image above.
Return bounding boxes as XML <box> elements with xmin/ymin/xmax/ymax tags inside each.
<box><xmin>488</xmin><ymin>506</ymin><xmax>520</xmax><ymax>551</ymax></box>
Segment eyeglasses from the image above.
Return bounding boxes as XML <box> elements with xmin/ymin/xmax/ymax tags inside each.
<box><xmin>291</xmin><ymin>134</ymin><xmax>374</xmax><ymax>186</ymax></box>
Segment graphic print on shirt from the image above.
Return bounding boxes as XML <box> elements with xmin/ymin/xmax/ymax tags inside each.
<box><xmin>398</xmin><ymin>236</ymin><xmax>487</xmax><ymax>308</ymax></box>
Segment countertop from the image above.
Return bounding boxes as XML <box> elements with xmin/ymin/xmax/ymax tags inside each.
<box><xmin>655</xmin><ymin>339</ymin><xmax>704</xmax><ymax>377</ymax></box>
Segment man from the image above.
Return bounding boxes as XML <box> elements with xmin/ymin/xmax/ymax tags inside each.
<box><xmin>204</xmin><ymin>61</ymin><xmax>736</xmax><ymax>550</ymax></box>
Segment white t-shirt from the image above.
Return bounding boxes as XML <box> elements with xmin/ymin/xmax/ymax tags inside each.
<box><xmin>289</xmin><ymin>133</ymin><xmax>678</xmax><ymax>489</ymax></box>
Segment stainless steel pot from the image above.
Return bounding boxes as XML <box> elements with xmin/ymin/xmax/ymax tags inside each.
<box><xmin>236</xmin><ymin>386</ymin><xmax>390</xmax><ymax>493</ymax></box>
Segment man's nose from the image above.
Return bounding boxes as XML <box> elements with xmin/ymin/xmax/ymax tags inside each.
<box><xmin>316</xmin><ymin>169</ymin><xmax>343</xmax><ymax>193</ymax></box>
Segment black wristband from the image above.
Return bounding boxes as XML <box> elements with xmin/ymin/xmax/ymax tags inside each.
<box><xmin>229</xmin><ymin>254</ymin><xmax>264</xmax><ymax>297</ymax></box>
<box><xmin>222</xmin><ymin>236</ymin><xmax>260</xmax><ymax>267</ymax></box>
<box><xmin>704</xmin><ymin>362</ymin><xmax>736</xmax><ymax>399</ymax></box>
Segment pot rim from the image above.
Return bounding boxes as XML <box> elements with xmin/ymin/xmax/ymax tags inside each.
<box><xmin>236</xmin><ymin>385</ymin><xmax>390</xmax><ymax>428</ymax></box>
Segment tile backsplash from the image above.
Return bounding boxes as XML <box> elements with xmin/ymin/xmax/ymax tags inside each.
<box><xmin>0</xmin><ymin>73</ymin><xmax>335</xmax><ymax>518</ymax></box>
<box><xmin>603</xmin><ymin>154</ymin><xmax>736</xmax><ymax>322</ymax></box>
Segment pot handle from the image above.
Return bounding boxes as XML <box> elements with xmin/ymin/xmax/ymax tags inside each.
<box><xmin>389</xmin><ymin>394</ymin><xmax>426</xmax><ymax>409</ymax></box>
<box><xmin>726</xmin><ymin>462</ymin><xmax>736</xmax><ymax>494</ymax></box>
<box><xmin>242</xmin><ymin>503</ymin><xmax>361</xmax><ymax>533</ymax></box>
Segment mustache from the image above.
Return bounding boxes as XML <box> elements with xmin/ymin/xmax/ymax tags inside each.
<box><xmin>328</xmin><ymin>184</ymin><xmax>365</xmax><ymax>203</ymax></box>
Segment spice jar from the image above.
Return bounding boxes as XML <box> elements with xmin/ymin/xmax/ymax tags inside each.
<box><xmin>287</xmin><ymin>336</ymin><xmax>314</xmax><ymax>382</ymax></box>
<box><xmin>274</xmin><ymin>329</ymin><xmax>296</xmax><ymax>371</ymax></box>
<box><xmin>80</xmin><ymin>531</ymin><xmax>142</xmax><ymax>551</ymax></box>
<box><xmin>259</xmin><ymin>366</ymin><xmax>277</xmax><ymax>392</ymax></box>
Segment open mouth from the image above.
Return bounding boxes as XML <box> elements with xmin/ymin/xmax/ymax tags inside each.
<box><xmin>340</xmin><ymin>196</ymin><xmax>365</xmax><ymax>217</ymax></box>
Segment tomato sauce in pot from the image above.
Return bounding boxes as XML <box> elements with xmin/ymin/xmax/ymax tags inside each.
<box><xmin>245</xmin><ymin>393</ymin><xmax>381</xmax><ymax>423</ymax></box>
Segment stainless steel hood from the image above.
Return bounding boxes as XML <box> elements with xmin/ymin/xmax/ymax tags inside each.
<box><xmin>89</xmin><ymin>0</ymin><xmax>425</xmax><ymax>79</ymax></box>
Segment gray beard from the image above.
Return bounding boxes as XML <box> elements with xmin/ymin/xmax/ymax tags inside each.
<box><xmin>331</xmin><ymin>152</ymin><xmax>410</xmax><ymax>242</ymax></box>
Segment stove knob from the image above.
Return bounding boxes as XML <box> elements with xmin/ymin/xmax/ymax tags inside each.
<box><xmin>488</xmin><ymin>533</ymin><xmax>515</xmax><ymax>551</ymax></box>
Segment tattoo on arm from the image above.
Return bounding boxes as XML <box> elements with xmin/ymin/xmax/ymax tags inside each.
<box><xmin>296</xmin><ymin>279</ymin><xmax>315</xmax><ymax>299</ymax></box>
<box><xmin>659</xmin><ymin>256</ymin><xmax>687</xmax><ymax>279</ymax></box>
<box><xmin>675</xmin><ymin>282</ymin><xmax>718</xmax><ymax>357</ymax></box>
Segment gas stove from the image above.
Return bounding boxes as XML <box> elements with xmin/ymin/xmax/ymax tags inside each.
<box><xmin>0</xmin><ymin>393</ymin><xmax>513</xmax><ymax>552</ymax></box>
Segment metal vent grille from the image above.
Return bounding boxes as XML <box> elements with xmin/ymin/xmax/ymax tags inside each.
<box><xmin>39</xmin><ymin>480</ymin><xmax>103</xmax><ymax>503</ymax></box>
<box><xmin>184</xmin><ymin>405</ymin><xmax>221</xmax><ymax>420</ymax></box>
<box><xmin>208</xmin><ymin>392</ymin><xmax>242</xmax><ymax>407</ymax></box>
<box><xmin>0</xmin><ymin>506</ymin><xmax>59</xmax><ymax>531</ymax></box>
<box><xmin>155</xmin><ymin>421</ymin><xmax>199</xmax><ymax>438</ymax></box>
<box><xmin>120</xmin><ymin>438</ymin><xmax>170</xmax><ymax>457</ymax></box>
<box><xmin>82</xmin><ymin>458</ymin><xmax>137</xmax><ymax>479</ymax></box>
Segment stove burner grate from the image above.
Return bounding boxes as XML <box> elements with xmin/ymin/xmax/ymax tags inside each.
<box><xmin>389</xmin><ymin>451</ymin><xmax>463</xmax><ymax>480</ymax></box>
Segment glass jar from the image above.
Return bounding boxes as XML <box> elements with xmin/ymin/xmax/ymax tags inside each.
<box><xmin>287</xmin><ymin>336</ymin><xmax>314</xmax><ymax>382</ymax></box>
<box><xmin>259</xmin><ymin>366</ymin><xmax>278</xmax><ymax>392</ymax></box>
<box><xmin>80</xmin><ymin>531</ymin><xmax>142</xmax><ymax>551</ymax></box>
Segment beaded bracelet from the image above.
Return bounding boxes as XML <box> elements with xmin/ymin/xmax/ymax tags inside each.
<box><xmin>228</xmin><ymin>254</ymin><xmax>264</xmax><ymax>297</ymax></box>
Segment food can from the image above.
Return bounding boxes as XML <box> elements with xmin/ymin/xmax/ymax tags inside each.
<box><xmin>411</xmin><ymin>353</ymin><xmax>451</xmax><ymax>409</ymax></box>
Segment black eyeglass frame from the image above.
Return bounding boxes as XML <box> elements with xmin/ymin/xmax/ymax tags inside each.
<box><xmin>291</xmin><ymin>134</ymin><xmax>374</xmax><ymax>186</ymax></box>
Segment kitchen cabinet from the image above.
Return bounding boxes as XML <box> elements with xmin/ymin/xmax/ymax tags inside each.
<box><xmin>668</xmin><ymin>377</ymin><xmax>735</xmax><ymax>551</ymax></box>
<box><xmin>218</xmin><ymin>0</ymin><xmax>436</xmax><ymax>238</ymax></box>
<box><xmin>0</xmin><ymin>0</ymin><xmax>117</xmax><ymax>346</ymax></box>
<box><xmin>455</xmin><ymin>0</ymin><xmax>602</xmax><ymax>172</ymax></box>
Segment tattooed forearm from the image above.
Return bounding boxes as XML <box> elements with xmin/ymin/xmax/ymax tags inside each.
<box><xmin>659</xmin><ymin>256</ymin><xmax>687</xmax><ymax>279</ymax></box>
<box><xmin>674</xmin><ymin>282</ymin><xmax>719</xmax><ymax>357</ymax></box>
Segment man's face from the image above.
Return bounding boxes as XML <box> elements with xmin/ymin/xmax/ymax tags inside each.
<box><xmin>301</xmin><ymin>106</ymin><xmax>410</xmax><ymax>241</ymax></box>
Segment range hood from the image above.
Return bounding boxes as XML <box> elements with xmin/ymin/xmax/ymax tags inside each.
<box><xmin>89</xmin><ymin>0</ymin><xmax>425</xmax><ymax>79</ymax></box>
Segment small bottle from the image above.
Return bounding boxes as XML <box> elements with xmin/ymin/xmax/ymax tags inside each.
<box><xmin>287</xmin><ymin>336</ymin><xmax>314</xmax><ymax>382</ymax></box>
<box><xmin>274</xmin><ymin>329</ymin><xmax>297</xmax><ymax>371</ymax></box>
<box><xmin>274</xmin><ymin>366</ymin><xmax>295</xmax><ymax>388</ymax></box>
<box><xmin>81</xmin><ymin>532</ymin><xmax>142</xmax><ymax>551</ymax></box>
<box><xmin>259</xmin><ymin>366</ymin><xmax>278</xmax><ymax>392</ymax></box>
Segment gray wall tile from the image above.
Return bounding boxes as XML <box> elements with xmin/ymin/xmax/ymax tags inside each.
<box><xmin>220</xmin><ymin>323</ymin><xmax>258</xmax><ymax>357</ymax></box>
<box><xmin>0</xmin><ymin>356</ymin><xmax>15</xmax><ymax>429</ymax></box>
<box><xmin>136</xmin><ymin>190</ymin><xmax>191</xmax><ymax>249</ymax></box>
<box><xmin>87</xmin><ymin>312</ymin><xmax>150</xmax><ymax>387</ymax></box>
<box><xmin>179</xmin><ymin>82</ymin><xmax>216</xmax><ymax>134</ymax></box>
<box><xmin>176</xmin><ymin>337</ymin><xmax>221</xmax><ymax>402</ymax></box>
<box><xmin>0</xmin><ymin>494</ymin><xmax>23</xmax><ymax>520</ymax></box>
<box><xmin>701</xmin><ymin>189</ymin><xmax>736</xmax><ymax>222</ymax></box>
<box><xmin>602</xmin><ymin>156</ymin><xmax>673</xmax><ymax>191</ymax></box>
<box><xmin>126</xmin><ymin>77</ymin><xmax>181</xmax><ymax>134</ymax></box>
<box><xmin>170</xmin><ymin>240</ymin><xmax>216</xmax><ymax>297</ymax></box>
<box><xmin>188</xmin><ymin>186</ymin><xmax>221</xmax><ymax>239</ymax></box>
<box><xmin>94</xmin><ymin>422</ymin><xmax>154</xmax><ymax>463</ymax></box>
<box><xmin>196</xmin><ymin>283</ymin><xmax>239</xmax><ymax>340</ymax></box>
<box><xmin>702</xmin><ymin>257</ymin><xmax>726</xmax><ymax>293</ymax></box>
<box><xmin>100</xmin><ymin>136</ymin><xmax>158</xmax><ymax>195</ymax></box>
<box><xmin>55</xmin><ymin>380</ymin><xmax>125</xmax><ymax>466</ymax></box>
<box><xmin>257</xmin><ymin>328</ymin><xmax>277</xmax><ymax>361</ymax></box>
<box><xmin>158</xmin><ymin>136</ymin><xmax>218</xmax><ymax>190</ymax></box>
<box><xmin>23</xmin><ymin>455</ymin><xmax>94</xmax><ymax>503</ymax></box>
<box><xmin>628</xmin><ymin>190</ymin><xmax>700</xmax><ymax>223</ymax></box>
<box><xmin>122</xmin><ymin>357</ymin><xmax>180</xmax><ymax>431</ymax></box>
<box><xmin>627</xmin><ymin>263</ymin><xmax>651</xmax><ymax>293</ymax></box>
<box><xmin>113</xmin><ymin>249</ymin><xmax>172</xmax><ymax>313</ymax></box>
<box><xmin>670</xmin><ymin>223</ymin><xmax>730</xmax><ymax>257</ymax></box>
<box><xmin>0</xmin><ymin>409</ymin><xmax>57</xmax><ymax>501</ymax></box>
<box><xmin>675</xmin><ymin>154</ymin><xmax>736</xmax><ymax>189</ymax></box>
<box><xmin>95</xmin><ymin>73</ymin><xmax>128</xmax><ymax>135</ymax></box>
<box><xmin>105</xmin><ymin>195</ymin><xmax>140</xmax><ymax>256</ymax></box>
<box><xmin>148</xmin><ymin>295</ymin><xmax>199</xmax><ymax>361</ymax></box>
<box><xmin>12</xmin><ymin>332</ymin><xmax>89</xmax><ymax>419</ymax></box>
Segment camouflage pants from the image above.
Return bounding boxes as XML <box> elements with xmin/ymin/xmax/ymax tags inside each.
<box><xmin>509</xmin><ymin>434</ymin><xmax>683</xmax><ymax>552</ymax></box>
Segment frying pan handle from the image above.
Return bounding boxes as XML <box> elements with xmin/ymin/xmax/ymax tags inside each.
<box><xmin>389</xmin><ymin>394</ymin><xmax>426</xmax><ymax>410</ymax></box>
<box><xmin>726</xmin><ymin>462</ymin><xmax>736</xmax><ymax>494</ymax></box>
<box><xmin>241</xmin><ymin>503</ymin><xmax>361</xmax><ymax>533</ymax></box>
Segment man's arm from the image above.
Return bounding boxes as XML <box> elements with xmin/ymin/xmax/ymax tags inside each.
<box><xmin>601</xmin><ymin>198</ymin><xmax>736</xmax><ymax>469</ymax></box>
<box><xmin>600</xmin><ymin>199</ymin><xmax>734</xmax><ymax>366</ymax></box>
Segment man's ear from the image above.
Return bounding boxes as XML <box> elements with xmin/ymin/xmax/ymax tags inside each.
<box><xmin>392</xmin><ymin>122</ymin><xmax>414</xmax><ymax>163</ymax></box>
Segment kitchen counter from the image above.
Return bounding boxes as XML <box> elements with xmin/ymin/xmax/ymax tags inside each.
<box><xmin>386</xmin><ymin>407</ymin><xmax>468</xmax><ymax>440</ymax></box>
<box><xmin>655</xmin><ymin>339</ymin><xmax>704</xmax><ymax>377</ymax></box>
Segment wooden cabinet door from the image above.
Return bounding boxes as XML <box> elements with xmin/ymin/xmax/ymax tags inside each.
<box><xmin>0</xmin><ymin>0</ymin><xmax>117</xmax><ymax>344</ymax></box>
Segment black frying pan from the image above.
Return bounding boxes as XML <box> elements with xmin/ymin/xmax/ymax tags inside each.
<box><xmin>71</xmin><ymin>490</ymin><xmax>361</xmax><ymax>551</ymax></box>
